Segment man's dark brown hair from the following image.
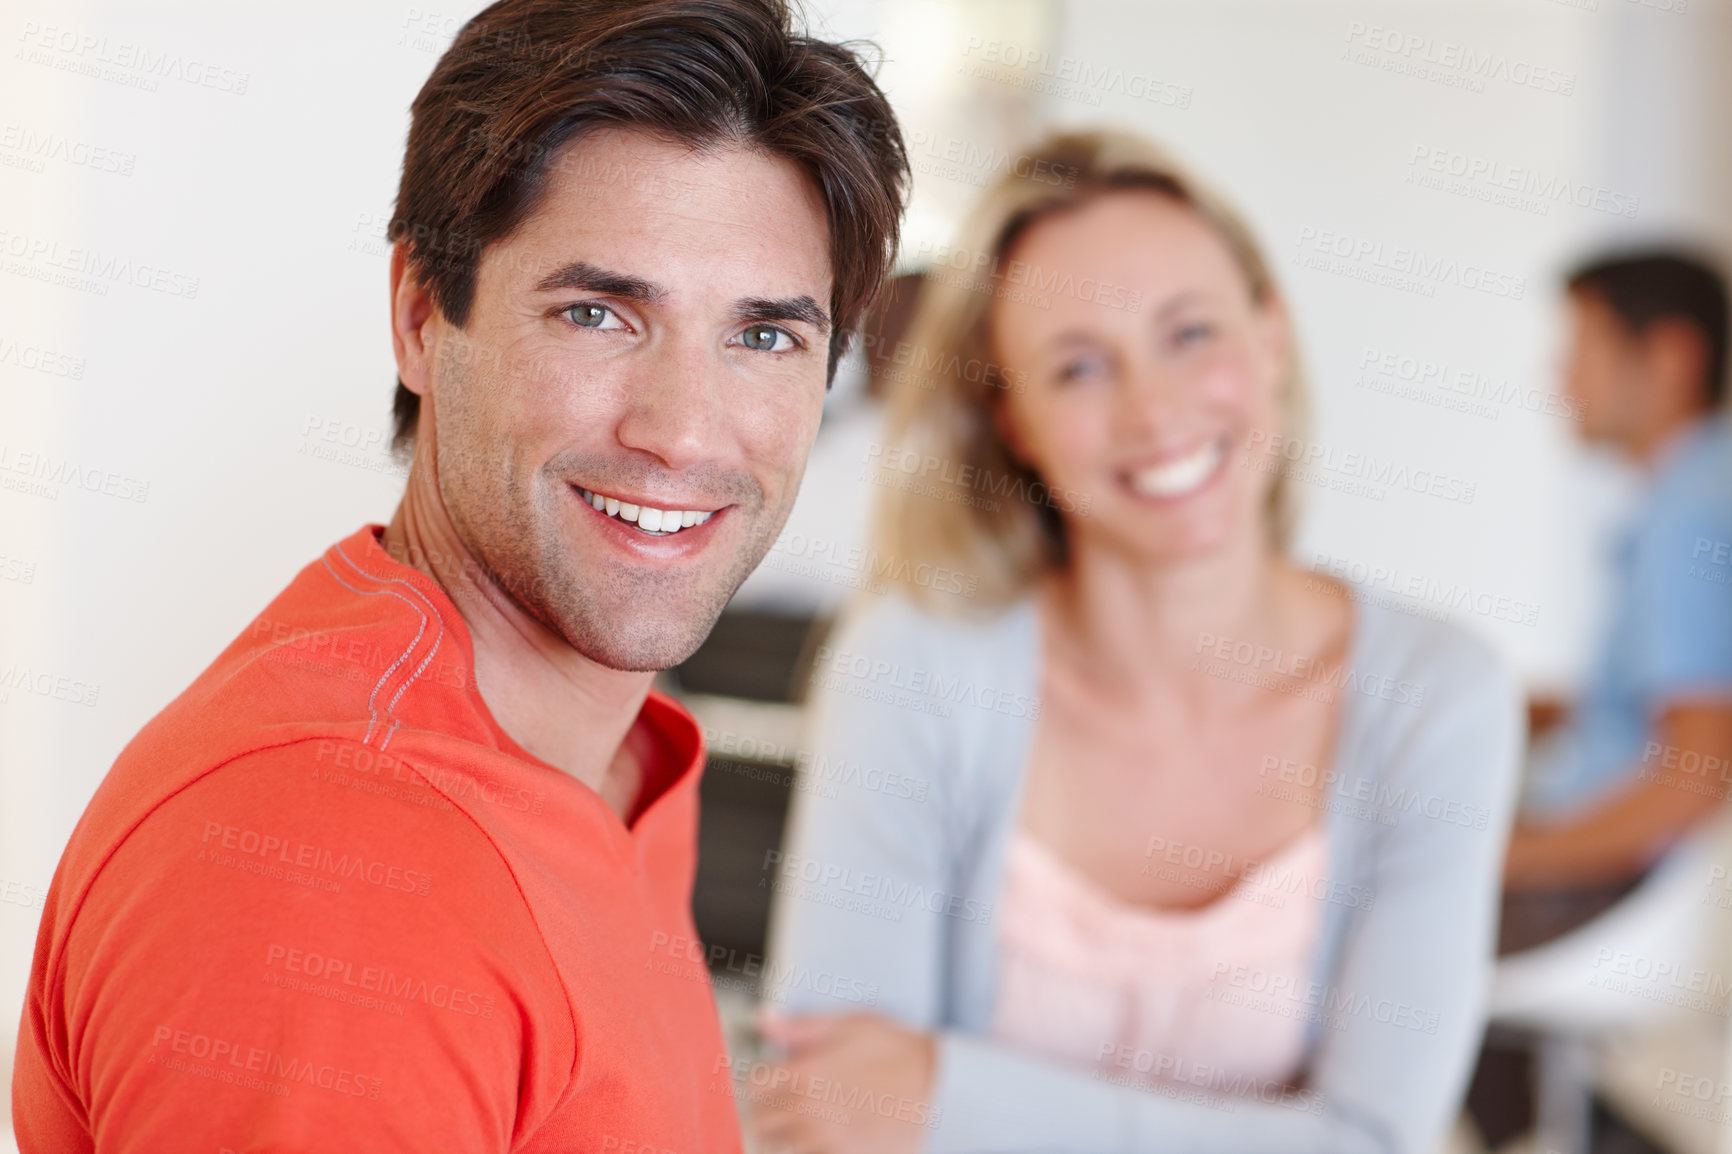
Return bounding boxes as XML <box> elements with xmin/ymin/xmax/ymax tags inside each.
<box><xmin>1567</xmin><ymin>249</ymin><xmax>1730</xmax><ymax>407</ymax></box>
<box><xmin>387</xmin><ymin>0</ymin><xmax>910</xmax><ymax>452</ymax></box>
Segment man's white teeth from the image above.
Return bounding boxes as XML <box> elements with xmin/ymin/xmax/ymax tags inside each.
<box><xmin>1129</xmin><ymin>439</ymin><xmax>1226</xmax><ymax>498</ymax></box>
<box><xmin>578</xmin><ymin>488</ymin><xmax>715</xmax><ymax>535</ymax></box>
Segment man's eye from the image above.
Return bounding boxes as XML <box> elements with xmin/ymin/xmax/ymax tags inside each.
<box><xmin>737</xmin><ymin>324</ymin><xmax>796</xmax><ymax>352</ymax></box>
<box><xmin>564</xmin><ymin>303</ymin><xmax>624</xmax><ymax>330</ymax></box>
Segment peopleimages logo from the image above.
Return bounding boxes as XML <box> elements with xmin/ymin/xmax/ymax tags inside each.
<box><xmin>712</xmin><ymin>1054</ymin><xmax>944</xmax><ymax>1129</ymax></box>
<box><xmin>706</xmin><ymin>728</ymin><xmax>931</xmax><ymax>804</ymax></box>
<box><xmin>1309</xmin><ymin>550</ymin><xmax>1540</xmax><ymax>627</ymax></box>
<box><xmin>1193</xmin><ymin>629</ymin><xmax>1428</xmax><ymax>708</ymax></box>
<box><xmin>15</xmin><ymin>21</ymin><xmax>252</xmax><ymax>95</ymax></box>
<box><xmin>1692</xmin><ymin>536</ymin><xmax>1732</xmax><ymax>588</ymax></box>
<box><xmin>1245</xmin><ymin>428</ymin><xmax>1478</xmax><ymax>506</ymax></box>
<box><xmin>912</xmin><ymin>238</ymin><xmax>1143</xmax><ymax>313</ymax></box>
<box><xmin>148</xmin><ymin>1024</ymin><xmax>381</xmax><ymax>1100</ymax></box>
<box><xmin>0</xmin><ymin>333</ymin><xmax>85</xmax><ymax>379</ymax></box>
<box><xmin>1406</xmin><ymin>145</ymin><xmax>1639</xmax><ymax>219</ymax></box>
<box><xmin>1587</xmin><ymin>947</ymin><xmax>1732</xmax><ymax>1014</ymax></box>
<box><xmin>1208</xmin><ymin>963</ymin><xmax>1442</xmax><ymax>1034</ymax></box>
<box><xmin>959</xmin><ymin>36</ymin><xmax>1193</xmax><ymax>109</ymax></box>
<box><xmin>1095</xmin><ymin>1044</ymin><xmax>1325</xmax><ymax>1114</ymax></box>
<box><xmin>0</xmin><ymin>123</ymin><xmax>136</xmax><ymax>174</ymax></box>
<box><xmin>197</xmin><ymin>821</ymin><xmax>434</xmax><ymax>898</ymax></box>
<box><xmin>0</xmin><ymin>661</ymin><xmax>99</xmax><ymax>706</ymax></box>
<box><xmin>903</xmin><ymin>128</ymin><xmax>1079</xmax><ymax>189</ymax></box>
<box><xmin>0</xmin><ymin>228</ymin><xmax>200</xmax><ymax>299</ymax></box>
<box><xmin>863</xmin><ymin>443</ymin><xmax>1092</xmax><ymax>516</ymax></box>
<box><xmin>1341</xmin><ymin>21</ymin><xmax>1576</xmax><ymax>95</ymax></box>
<box><xmin>1259</xmin><ymin>756</ymin><xmax>1492</xmax><ymax>831</ymax></box>
<box><xmin>1293</xmin><ymin>226</ymin><xmax>1525</xmax><ymax>301</ymax></box>
<box><xmin>810</xmin><ymin>644</ymin><xmax>1042</xmax><ymax>720</ymax></box>
<box><xmin>263</xmin><ymin>942</ymin><xmax>496</xmax><ymax>1019</ymax></box>
<box><xmin>762</xmin><ymin>850</ymin><xmax>994</xmax><ymax>925</ymax></box>
<box><xmin>0</xmin><ymin>443</ymin><xmax>149</xmax><ymax>503</ymax></box>
<box><xmin>647</xmin><ymin>931</ymin><xmax>882</xmax><ymax>1006</ymax></box>
<box><xmin>1353</xmin><ymin>345</ymin><xmax>1580</xmax><ymax>424</ymax></box>
<box><xmin>1143</xmin><ymin>832</ymin><xmax>1376</xmax><ymax>909</ymax></box>
<box><xmin>768</xmin><ymin>531</ymin><xmax>979</xmax><ymax>599</ymax></box>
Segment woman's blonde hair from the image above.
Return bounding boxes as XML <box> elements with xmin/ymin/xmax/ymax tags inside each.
<box><xmin>871</xmin><ymin>128</ymin><xmax>1309</xmax><ymax>614</ymax></box>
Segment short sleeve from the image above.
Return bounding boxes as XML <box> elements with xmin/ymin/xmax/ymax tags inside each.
<box><xmin>44</xmin><ymin>741</ymin><xmax>569</xmax><ymax>1153</ymax></box>
<box><xmin>1628</xmin><ymin>455</ymin><xmax>1732</xmax><ymax>706</ymax></box>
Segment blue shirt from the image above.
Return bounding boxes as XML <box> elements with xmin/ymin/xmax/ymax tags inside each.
<box><xmin>1525</xmin><ymin>411</ymin><xmax>1732</xmax><ymax>816</ymax></box>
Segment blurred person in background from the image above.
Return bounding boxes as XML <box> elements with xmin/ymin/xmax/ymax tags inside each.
<box><xmin>1502</xmin><ymin>251</ymin><xmax>1732</xmax><ymax>933</ymax></box>
<box><xmin>1466</xmin><ymin>251</ymin><xmax>1732</xmax><ymax>1154</ymax></box>
<box><xmin>754</xmin><ymin>129</ymin><xmax>1523</xmax><ymax>1154</ymax></box>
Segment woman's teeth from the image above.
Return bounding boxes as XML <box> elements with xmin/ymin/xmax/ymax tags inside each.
<box><xmin>1128</xmin><ymin>439</ymin><xmax>1227</xmax><ymax>499</ymax></box>
<box><xmin>577</xmin><ymin>487</ymin><xmax>715</xmax><ymax>536</ymax></box>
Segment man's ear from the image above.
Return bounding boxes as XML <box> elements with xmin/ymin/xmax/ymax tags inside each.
<box><xmin>390</xmin><ymin>243</ymin><xmax>437</xmax><ymax>397</ymax></box>
<box><xmin>1643</xmin><ymin>318</ymin><xmax>1711</xmax><ymax>409</ymax></box>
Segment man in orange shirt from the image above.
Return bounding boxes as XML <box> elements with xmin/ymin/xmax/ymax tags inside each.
<box><xmin>11</xmin><ymin>1</ymin><xmax>907</xmax><ymax>1149</ymax></box>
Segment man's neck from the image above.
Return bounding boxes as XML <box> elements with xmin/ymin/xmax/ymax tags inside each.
<box><xmin>380</xmin><ymin>457</ymin><xmax>656</xmax><ymax>818</ymax></box>
<box><xmin>1627</xmin><ymin>405</ymin><xmax>1707</xmax><ymax>471</ymax></box>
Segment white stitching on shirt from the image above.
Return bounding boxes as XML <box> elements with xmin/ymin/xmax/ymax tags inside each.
<box><xmin>317</xmin><ymin>555</ymin><xmax>425</xmax><ymax>746</ymax></box>
<box><xmin>333</xmin><ymin>541</ymin><xmax>449</xmax><ymax>752</ymax></box>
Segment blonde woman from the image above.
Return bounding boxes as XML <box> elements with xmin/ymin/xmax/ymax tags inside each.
<box><xmin>754</xmin><ymin>130</ymin><xmax>1523</xmax><ymax>1154</ymax></box>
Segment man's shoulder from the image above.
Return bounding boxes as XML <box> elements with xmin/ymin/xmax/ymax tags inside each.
<box><xmin>50</xmin><ymin>528</ymin><xmax>499</xmax><ymax>938</ymax></box>
<box><xmin>200</xmin><ymin>527</ymin><xmax>478</xmax><ymax>735</ymax></box>
<box><xmin>28</xmin><ymin>738</ymin><xmax>578</xmax><ymax>1153</ymax></box>
<box><xmin>1629</xmin><ymin>422</ymin><xmax>1732</xmax><ymax>589</ymax></box>
<box><xmin>64</xmin><ymin>738</ymin><xmax>535</xmax><ymax>944</ymax></box>
<box><xmin>1651</xmin><ymin>413</ymin><xmax>1732</xmax><ymax>515</ymax></box>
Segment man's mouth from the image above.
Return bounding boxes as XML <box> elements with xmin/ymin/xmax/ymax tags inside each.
<box><xmin>575</xmin><ymin>486</ymin><xmax>717</xmax><ymax>536</ymax></box>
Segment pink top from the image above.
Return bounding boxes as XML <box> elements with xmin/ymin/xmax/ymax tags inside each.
<box><xmin>990</xmin><ymin>823</ymin><xmax>1330</xmax><ymax>1089</ymax></box>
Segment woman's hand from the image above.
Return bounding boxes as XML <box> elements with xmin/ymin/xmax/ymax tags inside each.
<box><xmin>748</xmin><ymin>1011</ymin><xmax>938</xmax><ymax>1154</ymax></box>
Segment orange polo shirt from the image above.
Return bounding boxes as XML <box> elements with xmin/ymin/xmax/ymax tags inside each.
<box><xmin>12</xmin><ymin>525</ymin><xmax>743</xmax><ymax>1153</ymax></box>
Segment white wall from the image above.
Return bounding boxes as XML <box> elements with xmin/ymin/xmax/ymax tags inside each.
<box><xmin>0</xmin><ymin>1</ymin><xmax>488</xmax><ymax>1131</ymax></box>
<box><xmin>2</xmin><ymin>0</ymin><xmax>1728</xmax><ymax>1143</ymax></box>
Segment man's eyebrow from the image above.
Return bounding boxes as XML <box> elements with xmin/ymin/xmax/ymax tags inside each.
<box><xmin>530</xmin><ymin>264</ymin><xmax>828</xmax><ymax>334</ymax></box>
<box><xmin>732</xmin><ymin>296</ymin><xmax>831</xmax><ymax>334</ymax></box>
<box><xmin>531</xmin><ymin>260</ymin><xmax>668</xmax><ymax>304</ymax></box>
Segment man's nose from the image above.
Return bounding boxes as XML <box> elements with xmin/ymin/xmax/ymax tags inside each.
<box><xmin>612</xmin><ymin>341</ymin><xmax>727</xmax><ymax>472</ymax></box>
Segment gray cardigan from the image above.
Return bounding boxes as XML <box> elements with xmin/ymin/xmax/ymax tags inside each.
<box><xmin>765</xmin><ymin>592</ymin><xmax>1523</xmax><ymax>1153</ymax></box>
